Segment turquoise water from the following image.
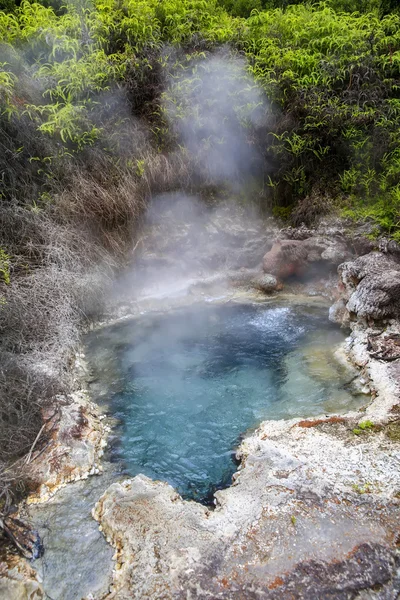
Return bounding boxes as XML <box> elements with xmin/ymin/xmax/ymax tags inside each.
<box><xmin>86</xmin><ymin>302</ymin><xmax>357</xmax><ymax>503</ymax></box>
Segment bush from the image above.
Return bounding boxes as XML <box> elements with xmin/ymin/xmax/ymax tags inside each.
<box><xmin>218</xmin><ymin>0</ymin><xmax>262</xmax><ymax>18</ymax></box>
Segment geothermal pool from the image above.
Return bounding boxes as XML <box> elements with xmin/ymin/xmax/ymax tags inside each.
<box><xmin>86</xmin><ymin>301</ymin><xmax>362</xmax><ymax>503</ymax></box>
<box><xmin>29</xmin><ymin>300</ymin><xmax>366</xmax><ymax>600</ymax></box>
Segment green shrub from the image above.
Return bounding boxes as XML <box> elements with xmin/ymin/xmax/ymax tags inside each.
<box><xmin>0</xmin><ymin>249</ymin><xmax>10</xmax><ymax>284</ymax></box>
<box><xmin>219</xmin><ymin>0</ymin><xmax>262</xmax><ymax>18</ymax></box>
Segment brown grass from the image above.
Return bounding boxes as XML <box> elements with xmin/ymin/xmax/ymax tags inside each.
<box><xmin>290</xmin><ymin>188</ymin><xmax>334</xmax><ymax>227</ymax></box>
<box><xmin>0</xmin><ymin>159</ymin><xmax>147</xmax><ymax>520</ymax></box>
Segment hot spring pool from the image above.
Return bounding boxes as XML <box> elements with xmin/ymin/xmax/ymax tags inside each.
<box><xmin>86</xmin><ymin>301</ymin><xmax>363</xmax><ymax>503</ymax></box>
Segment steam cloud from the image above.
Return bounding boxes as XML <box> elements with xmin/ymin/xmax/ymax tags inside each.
<box><xmin>112</xmin><ymin>50</ymin><xmax>272</xmax><ymax>304</ymax></box>
<box><xmin>164</xmin><ymin>49</ymin><xmax>267</xmax><ymax>186</ymax></box>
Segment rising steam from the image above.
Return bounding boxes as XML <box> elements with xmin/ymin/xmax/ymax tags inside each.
<box><xmin>112</xmin><ymin>50</ymin><xmax>272</xmax><ymax>304</ymax></box>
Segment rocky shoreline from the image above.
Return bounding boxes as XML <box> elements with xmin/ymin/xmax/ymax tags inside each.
<box><xmin>1</xmin><ymin>216</ymin><xmax>400</xmax><ymax>599</ymax></box>
<box><xmin>91</xmin><ymin>242</ymin><xmax>400</xmax><ymax>599</ymax></box>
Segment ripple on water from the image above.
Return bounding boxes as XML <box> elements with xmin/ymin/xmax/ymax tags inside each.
<box><xmin>86</xmin><ymin>302</ymin><xmax>364</xmax><ymax>504</ymax></box>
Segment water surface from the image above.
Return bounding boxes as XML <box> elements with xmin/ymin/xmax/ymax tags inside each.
<box><xmin>86</xmin><ymin>301</ymin><xmax>361</xmax><ymax>503</ymax></box>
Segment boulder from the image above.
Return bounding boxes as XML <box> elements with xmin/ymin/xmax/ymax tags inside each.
<box><xmin>262</xmin><ymin>237</ymin><xmax>351</xmax><ymax>280</ymax></box>
<box><xmin>347</xmin><ymin>269</ymin><xmax>400</xmax><ymax>320</ymax></box>
<box><xmin>250</xmin><ymin>273</ymin><xmax>280</xmax><ymax>293</ymax></box>
<box><xmin>336</xmin><ymin>252</ymin><xmax>400</xmax><ymax>322</ymax></box>
<box><xmin>328</xmin><ymin>298</ymin><xmax>350</xmax><ymax>327</ymax></box>
<box><xmin>262</xmin><ymin>239</ymin><xmax>309</xmax><ymax>278</ymax></box>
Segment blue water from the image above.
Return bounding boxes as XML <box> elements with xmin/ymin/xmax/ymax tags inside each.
<box><xmin>86</xmin><ymin>302</ymin><xmax>355</xmax><ymax>503</ymax></box>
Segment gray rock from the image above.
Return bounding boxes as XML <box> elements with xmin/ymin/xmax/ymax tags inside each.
<box><xmin>379</xmin><ymin>237</ymin><xmax>400</xmax><ymax>259</ymax></box>
<box><xmin>329</xmin><ymin>299</ymin><xmax>350</xmax><ymax>327</ymax></box>
<box><xmin>250</xmin><ymin>273</ymin><xmax>279</xmax><ymax>293</ymax></box>
<box><xmin>338</xmin><ymin>252</ymin><xmax>400</xmax><ymax>321</ymax></box>
<box><xmin>320</xmin><ymin>242</ymin><xmax>349</xmax><ymax>265</ymax></box>
<box><xmin>347</xmin><ymin>269</ymin><xmax>400</xmax><ymax>320</ymax></box>
<box><xmin>279</xmin><ymin>224</ymin><xmax>314</xmax><ymax>240</ymax></box>
<box><xmin>339</xmin><ymin>252</ymin><xmax>400</xmax><ymax>284</ymax></box>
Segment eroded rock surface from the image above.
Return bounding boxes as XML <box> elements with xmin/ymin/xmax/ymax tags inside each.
<box><xmin>330</xmin><ymin>252</ymin><xmax>400</xmax><ymax>325</ymax></box>
<box><xmin>262</xmin><ymin>237</ymin><xmax>350</xmax><ymax>280</ymax></box>
<box><xmin>27</xmin><ymin>390</ymin><xmax>108</xmax><ymax>503</ymax></box>
<box><xmin>94</xmin><ymin>397</ymin><xmax>400</xmax><ymax>598</ymax></box>
<box><xmin>0</xmin><ymin>551</ymin><xmax>43</xmax><ymax>600</ymax></box>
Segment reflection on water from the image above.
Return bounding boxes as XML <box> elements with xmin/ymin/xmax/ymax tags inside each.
<box><xmin>86</xmin><ymin>302</ymin><xmax>364</xmax><ymax>504</ymax></box>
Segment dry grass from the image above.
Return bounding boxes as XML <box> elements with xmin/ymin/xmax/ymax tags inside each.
<box><xmin>0</xmin><ymin>217</ymin><xmax>115</xmax><ymax>518</ymax></box>
<box><xmin>0</xmin><ymin>358</ymin><xmax>52</xmax><ymax>461</ymax></box>
<box><xmin>56</xmin><ymin>173</ymin><xmax>145</xmax><ymax>255</ymax></box>
<box><xmin>0</xmin><ymin>355</ymin><xmax>59</xmax><ymax>516</ymax></box>
<box><xmin>0</xmin><ymin>160</ymin><xmax>146</xmax><ymax>519</ymax></box>
<box><xmin>290</xmin><ymin>188</ymin><xmax>334</xmax><ymax>227</ymax></box>
<box><xmin>140</xmin><ymin>150</ymin><xmax>194</xmax><ymax>195</ymax></box>
<box><xmin>0</xmin><ymin>85</ymin><xmax>203</xmax><ymax>525</ymax></box>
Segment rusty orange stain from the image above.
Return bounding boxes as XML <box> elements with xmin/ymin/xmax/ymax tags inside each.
<box><xmin>297</xmin><ymin>416</ymin><xmax>346</xmax><ymax>428</ymax></box>
<box><xmin>268</xmin><ymin>576</ymin><xmax>284</xmax><ymax>589</ymax></box>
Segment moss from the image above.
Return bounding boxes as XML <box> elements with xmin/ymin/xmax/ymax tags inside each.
<box><xmin>386</xmin><ymin>421</ymin><xmax>400</xmax><ymax>442</ymax></box>
<box><xmin>352</xmin><ymin>482</ymin><xmax>372</xmax><ymax>494</ymax></box>
<box><xmin>359</xmin><ymin>420</ymin><xmax>374</xmax><ymax>430</ymax></box>
<box><xmin>353</xmin><ymin>420</ymin><xmax>374</xmax><ymax>435</ymax></box>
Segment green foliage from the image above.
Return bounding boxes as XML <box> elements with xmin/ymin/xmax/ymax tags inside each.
<box><xmin>319</xmin><ymin>0</ymin><xmax>381</xmax><ymax>12</ymax></box>
<box><xmin>219</xmin><ymin>0</ymin><xmax>262</xmax><ymax>18</ymax></box>
<box><xmin>0</xmin><ymin>0</ymin><xmax>400</xmax><ymax>235</ymax></box>
<box><xmin>0</xmin><ymin>249</ymin><xmax>10</xmax><ymax>285</ymax></box>
<box><xmin>343</xmin><ymin>189</ymin><xmax>400</xmax><ymax>241</ymax></box>
<box><xmin>219</xmin><ymin>0</ymin><xmax>398</xmax><ymax>16</ymax></box>
<box><xmin>0</xmin><ymin>0</ymin><xmax>16</xmax><ymax>13</ymax></box>
<box><xmin>353</xmin><ymin>420</ymin><xmax>375</xmax><ymax>434</ymax></box>
<box><xmin>272</xmin><ymin>205</ymin><xmax>292</xmax><ymax>220</ymax></box>
<box><xmin>352</xmin><ymin>482</ymin><xmax>372</xmax><ymax>493</ymax></box>
<box><xmin>359</xmin><ymin>420</ymin><xmax>374</xmax><ymax>429</ymax></box>
<box><xmin>0</xmin><ymin>62</ymin><xmax>17</xmax><ymax>117</ymax></box>
<box><xmin>27</xmin><ymin>101</ymin><xmax>101</xmax><ymax>147</ymax></box>
<box><xmin>238</xmin><ymin>3</ymin><xmax>400</xmax><ymax>228</ymax></box>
